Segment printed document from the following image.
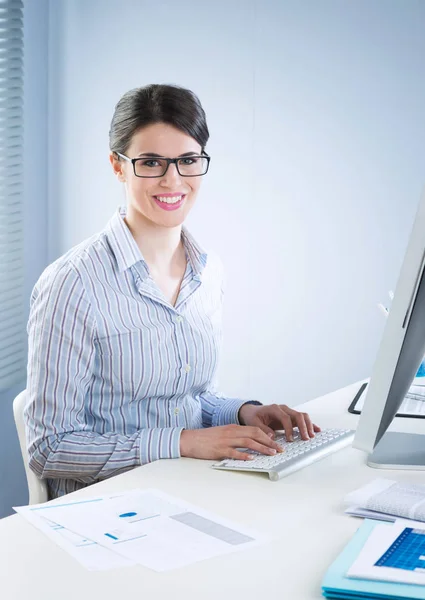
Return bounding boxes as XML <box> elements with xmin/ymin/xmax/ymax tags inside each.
<box><xmin>354</xmin><ymin>385</ymin><xmax>425</xmax><ymax>416</ymax></box>
<box><xmin>21</xmin><ymin>488</ymin><xmax>268</xmax><ymax>571</ymax></box>
<box><xmin>347</xmin><ymin>519</ymin><xmax>425</xmax><ymax>586</ymax></box>
<box><xmin>344</xmin><ymin>479</ymin><xmax>425</xmax><ymax>523</ymax></box>
<box><xmin>14</xmin><ymin>496</ymin><xmax>135</xmax><ymax>571</ymax></box>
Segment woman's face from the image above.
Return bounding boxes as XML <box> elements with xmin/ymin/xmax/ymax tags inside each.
<box><xmin>110</xmin><ymin>122</ymin><xmax>204</xmax><ymax>229</ymax></box>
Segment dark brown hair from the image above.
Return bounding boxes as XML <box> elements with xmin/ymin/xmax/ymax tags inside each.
<box><xmin>109</xmin><ymin>84</ymin><xmax>209</xmax><ymax>155</ymax></box>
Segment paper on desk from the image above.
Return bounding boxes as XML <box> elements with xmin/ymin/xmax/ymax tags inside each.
<box><xmin>14</xmin><ymin>497</ymin><xmax>135</xmax><ymax>571</ymax></box>
<box><xmin>355</xmin><ymin>385</ymin><xmax>425</xmax><ymax>415</ymax></box>
<box><xmin>347</xmin><ymin>519</ymin><xmax>425</xmax><ymax>586</ymax></box>
<box><xmin>344</xmin><ymin>478</ymin><xmax>425</xmax><ymax>522</ymax></box>
<box><xmin>42</xmin><ymin>488</ymin><xmax>270</xmax><ymax>572</ymax></box>
<box><xmin>344</xmin><ymin>505</ymin><xmax>396</xmax><ymax>522</ymax></box>
<box><xmin>408</xmin><ymin>384</ymin><xmax>425</xmax><ymax>397</ymax></box>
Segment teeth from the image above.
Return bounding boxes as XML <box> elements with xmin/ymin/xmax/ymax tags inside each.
<box><xmin>155</xmin><ymin>195</ymin><xmax>183</xmax><ymax>204</ymax></box>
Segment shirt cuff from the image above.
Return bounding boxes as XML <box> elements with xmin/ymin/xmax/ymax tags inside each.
<box><xmin>139</xmin><ymin>427</ymin><xmax>184</xmax><ymax>465</ymax></box>
<box><xmin>212</xmin><ymin>399</ymin><xmax>262</xmax><ymax>427</ymax></box>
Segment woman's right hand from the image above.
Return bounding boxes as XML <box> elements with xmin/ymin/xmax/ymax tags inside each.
<box><xmin>179</xmin><ymin>424</ymin><xmax>284</xmax><ymax>461</ymax></box>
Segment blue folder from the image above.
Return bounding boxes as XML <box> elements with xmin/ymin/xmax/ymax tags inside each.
<box><xmin>322</xmin><ymin>519</ymin><xmax>425</xmax><ymax>599</ymax></box>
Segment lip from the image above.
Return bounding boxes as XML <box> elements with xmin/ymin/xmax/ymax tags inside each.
<box><xmin>153</xmin><ymin>194</ymin><xmax>186</xmax><ymax>211</ymax></box>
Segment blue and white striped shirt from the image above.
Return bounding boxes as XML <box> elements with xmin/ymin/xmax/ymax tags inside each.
<box><xmin>25</xmin><ymin>207</ymin><xmax>255</xmax><ymax>498</ymax></box>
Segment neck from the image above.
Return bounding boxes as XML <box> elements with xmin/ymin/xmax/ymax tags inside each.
<box><xmin>124</xmin><ymin>204</ymin><xmax>183</xmax><ymax>269</ymax></box>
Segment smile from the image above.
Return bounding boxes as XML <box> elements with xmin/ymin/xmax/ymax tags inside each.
<box><xmin>153</xmin><ymin>194</ymin><xmax>186</xmax><ymax>211</ymax></box>
<box><xmin>153</xmin><ymin>194</ymin><xmax>184</xmax><ymax>204</ymax></box>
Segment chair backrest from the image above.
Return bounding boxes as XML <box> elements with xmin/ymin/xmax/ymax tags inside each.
<box><xmin>13</xmin><ymin>389</ymin><xmax>48</xmax><ymax>504</ymax></box>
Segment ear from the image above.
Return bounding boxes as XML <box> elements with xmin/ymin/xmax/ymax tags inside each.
<box><xmin>109</xmin><ymin>152</ymin><xmax>126</xmax><ymax>182</ymax></box>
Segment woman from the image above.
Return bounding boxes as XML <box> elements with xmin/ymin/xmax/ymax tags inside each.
<box><xmin>25</xmin><ymin>84</ymin><xmax>320</xmax><ymax>499</ymax></box>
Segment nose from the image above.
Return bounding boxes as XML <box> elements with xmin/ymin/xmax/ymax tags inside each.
<box><xmin>160</xmin><ymin>162</ymin><xmax>182</xmax><ymax>187</ymax></box>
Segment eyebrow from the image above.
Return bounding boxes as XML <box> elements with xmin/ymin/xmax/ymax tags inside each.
<box><xmin>136</xmin><ymin>151</ymin><xmax>200</xmax><ymax>158</ymax></box>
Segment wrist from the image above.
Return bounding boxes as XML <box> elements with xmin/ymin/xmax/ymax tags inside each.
<box><xmin>238</xmin><ymin>402</ymin><xmax>261</xmax><ymax>425</ymax></box>
<box><xmin>180</xmin><ymin>429</ymin><xmax>194</xmax><ymax>458</ymax></box>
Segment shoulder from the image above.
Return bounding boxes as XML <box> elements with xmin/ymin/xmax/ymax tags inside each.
<box><xmin>203</xmin><ymin>251</ymin><xmax>224</xmax><ymax>282</ymax></box>
<box><xmin>32</xmin><ymin>231</ymin><xmax>109</xmax><ymax>300</ymax></box>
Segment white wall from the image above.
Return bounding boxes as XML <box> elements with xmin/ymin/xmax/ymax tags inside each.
<box><xmin>47</xmin><ymin>0</ymin><xmax>425</xmax><ymax>406</ymax></box>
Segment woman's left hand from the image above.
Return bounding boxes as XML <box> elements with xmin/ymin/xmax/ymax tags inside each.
<box><xmin>238</xmin><ymin>403</ymin><xmax>321</xmax><ymax>442</ymax></box>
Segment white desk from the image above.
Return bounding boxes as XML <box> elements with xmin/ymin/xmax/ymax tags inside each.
<box><xmin>2</xmin><ymin>380</ymin><xmax>425</xmax><ymax>599</ymax></box>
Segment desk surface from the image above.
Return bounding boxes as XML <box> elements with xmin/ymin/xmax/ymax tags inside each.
<box><xmin>2</xmin><ymin>380</ymin><xmax>425</xmax><ymax>599</ymax></box>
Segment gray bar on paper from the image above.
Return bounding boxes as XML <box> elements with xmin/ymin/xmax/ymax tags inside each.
<box><xmin>170</xmin><ymin>512</ymin><xmax>254</xmax><ymax>545</ymax></box>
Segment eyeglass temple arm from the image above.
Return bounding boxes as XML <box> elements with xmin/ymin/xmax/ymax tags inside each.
<box><xmin>115</xmin><ymin>152</ymin><xmax>132</xmax><ymax>163</ymax></box>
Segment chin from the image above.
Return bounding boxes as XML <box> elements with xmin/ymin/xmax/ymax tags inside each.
<box><xmin>156</xmin><ymin>215</ymin><xmax>187</xmax><ymax>228</ymax></box>
<box><xmin>153</xmin><ymin>202</ymin><xmax>194</xmax><ymax>228</ymax></box>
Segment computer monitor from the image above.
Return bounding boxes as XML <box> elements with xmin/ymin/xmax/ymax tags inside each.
<box><xmin>353</xmin><ymin>188</ymin><xmax>425</xmax><ymax>469</ymax></box>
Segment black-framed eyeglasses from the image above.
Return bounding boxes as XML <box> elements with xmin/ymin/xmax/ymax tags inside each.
<box><xmin>115</xmin><ymin>152</ymin><xmax>211</xmax><ymax>178</ymax></box>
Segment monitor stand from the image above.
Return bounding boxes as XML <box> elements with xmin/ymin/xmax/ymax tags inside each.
<box><xmin>367</xmin><ymin>431</ymin><xmax>425</xmax><ymax>469</ymax></box>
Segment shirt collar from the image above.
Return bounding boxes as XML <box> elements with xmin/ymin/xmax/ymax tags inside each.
<box><xmin>105</xmin><ymin>206</ymin><xmax>208</xmax><ymax>277</ymax></box>
<box><xmin>105</xmin><ymin>206</ymin><xmax>144</xmax><ymax>273</ymax></box>
<box><xmin>181</xmin><ymin>226</ymin><xmax>208</xmax><ymax>278</ymax></box>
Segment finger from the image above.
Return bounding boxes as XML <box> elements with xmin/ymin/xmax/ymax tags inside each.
<box><xmin>227</xmin><ymin>449</ymin><xmax>256</xmax><ymax>461</ymax></box>
<box><xmin>245</xmin><ymin>426</ymin><xmax>282</xmax><ymax>451</ymax></box>
<box><xmin>254</xmin><ymin>423</ymin><xmax>276</xmax><ymax>438</ymax></box>
<box><xmin>258</xmin><ymin>405</ymin><xmax>294</xmax><ymax>441</ymax></box>
<box><xmin>303</xmin><ymin>413</ymin><xmax>316</xmax><ymax>438</ymax></box>
<box><xmin>292</xmin><ymin>411</ymin><xmax>310</xmax><ymax>440</ymax></box>
<box><xmin>277</xmin><ymin>410</ymin><xmax>294</xmax><ymax>442</ymax></box>
<box><xmin>236</xmin><ymin>438</ymin><xmax>282</xmax><ymax>456</ymax></box>
<box><xmin>303</xmin><ymin>414</ymin><xmax>321</xmax><ymax>436</ymax></box>
<box><xmin>280</xmin><ymin>405</ymin><xmax>310</xmax><ymax>440</ymax></box>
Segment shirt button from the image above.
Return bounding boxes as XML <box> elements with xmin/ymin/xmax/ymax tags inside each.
<box><xmin>176</xmin><ymin>316</ymin><xmax>183</xmax><ymax>323</ymax></box>
<box><xmin>184</xmin><ymin>364</ymin><xmax>191</xmax><ymax>373</ymax></box>
<box><xmin>174</xmin><ymin>407</ymin><xmax>180</xmax><ymax>415</ymax></box>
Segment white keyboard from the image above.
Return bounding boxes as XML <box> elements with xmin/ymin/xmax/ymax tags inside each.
<box><xmin>212</xmin><ymin>428</ymin><xmax>355</xmax><ymax>481</ymax></box>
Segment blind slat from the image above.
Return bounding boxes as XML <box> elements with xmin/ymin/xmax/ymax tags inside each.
<box><xmin>0</xmin><ymin>305</ymin><xmax>23</xmax><ymax>325</ymax></box>
<box><xmin>0</xmin><ymin>347</ymin><xmax>25</xmax><ymax>365</ymax></box>
<box><xmin>0</xmin><ymin>367</ymin><xmax>26</xmax><ymax>390</ymax></box>
<box><xmin>0</xmin><ymin>362</ymin><xmax>27</xmax><ymax>383</ymax></box>
<box><xmin>0</xmin><ymin>286</ymin><xmax>24</xmax><ymax>304</ymax></box>
<box><xmin>0</xmin><ymin>342</ymin><xmax>25</xmax><ymax>358</ymax></box>
<box><xmin>0</xmin><ymin>0</ymin><xmax>24</xmax><ymax>390</ymax></box>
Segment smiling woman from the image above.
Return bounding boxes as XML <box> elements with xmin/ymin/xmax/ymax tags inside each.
<box><xmin>108</xmin><ymin>86</ymin><xmax>210</xmax><ymax>231</ymax></box>
<box><xmin>24</xmin><ymin>83</ymin><xmax>319</xmax><ymax>500</ymax></box>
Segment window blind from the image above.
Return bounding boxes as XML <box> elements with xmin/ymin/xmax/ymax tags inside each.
<box><xmin>0</xmin><ymin>0</ymin><xmax>24</xmax><ymax>390</ymax></box>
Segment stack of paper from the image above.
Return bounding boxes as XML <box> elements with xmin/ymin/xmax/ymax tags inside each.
<box><xmin>322</xmin><ymin>519</ymin><xmax>425</xmax><ymax>599</ymax></box>
<box><xmin>344</xmin><ymin>478</ymin><xmax>425</xmax><ymax>523</ymax></box>
<box><xmin>14</xmin><ymin>488</ymin><xmax>268</xmax><ymax>572</ymax></box>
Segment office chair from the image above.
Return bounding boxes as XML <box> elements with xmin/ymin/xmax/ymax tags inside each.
<box><xmin>13</xmin><ymin>389</ymin><xmax>48</xmax><ymax>504</ymax></box>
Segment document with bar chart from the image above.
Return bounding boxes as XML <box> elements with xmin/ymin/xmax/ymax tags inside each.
<box><xmin>25</xmin><ymin>488</ymin><xmax>269</xmax><ymax>571</ymax></box>
<box><xmin>14</xmin><ymin>495</ymin><xmax>135</xmax><ymax>571</ymax></box>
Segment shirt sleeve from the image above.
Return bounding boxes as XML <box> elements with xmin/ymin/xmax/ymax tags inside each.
<box><xmin>25</xmin><ymin>262</ymin><xmax>182</xmax><ymax>486</ymax></box>
<box><xmin>200</xmin><ymin>393</ymin><xmax>262</xmax><ymax>427</ymax></box>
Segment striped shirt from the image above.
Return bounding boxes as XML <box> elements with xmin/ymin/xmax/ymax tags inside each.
<box><xmin>25</xmin><ymin>207</ymin><xmax>257</xmax><ymax>499</ymax></box>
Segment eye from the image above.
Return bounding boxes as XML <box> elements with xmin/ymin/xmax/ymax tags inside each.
<box><xmin>141</xmin><ymin>159</ymin><xmax>161</xmax><ymax>167</ymax></box>
<box><xmin>179</xmin><ymin>157</ymin><xmax>198</xmax><ymax>165</ymax></box>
